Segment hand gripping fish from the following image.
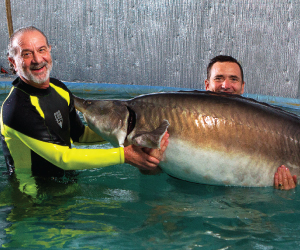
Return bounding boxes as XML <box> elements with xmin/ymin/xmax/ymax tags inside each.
<box><xmin>74</xmin><ymin>91</ymin><xmax>300</xmax><ymax>187</ymax></box>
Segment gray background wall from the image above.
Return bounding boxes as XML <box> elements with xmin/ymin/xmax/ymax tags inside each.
<box><xmin>1</xmin><ymin>1</ymin><xmax>300</xmax><ymax>98</ymax></box>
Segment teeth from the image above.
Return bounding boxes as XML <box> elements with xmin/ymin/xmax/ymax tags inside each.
<box><xmin>31</xmin><ymin>64</ymin><xmax>45</xmax><ymax>70</ymax></box>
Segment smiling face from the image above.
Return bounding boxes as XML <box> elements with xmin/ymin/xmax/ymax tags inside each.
<box><xmin>205</xmin><ymin>61</ymin><xmax>245</xmax><ymax>95</ymax></box>
<box><xmin>8</xmin><ymin>30</ymin><xmax>52</xmax><ymax>89</ymax></box>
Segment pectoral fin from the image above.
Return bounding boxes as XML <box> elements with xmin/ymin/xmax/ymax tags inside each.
<box><xmin>132</xmin><ymin>120</ymin><xmax>170</xmax><ymax>148</ymax></box>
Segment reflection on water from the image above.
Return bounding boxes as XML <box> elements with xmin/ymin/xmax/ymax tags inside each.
<box><xmin>2</xmin><ymin>162</ymin><xmax>299</xmax><ymax>249</ymax></box>
<box><xmin>0</xmin><ymin>94</ymin><xmax>300</xmax><ymax>249</ymax></box>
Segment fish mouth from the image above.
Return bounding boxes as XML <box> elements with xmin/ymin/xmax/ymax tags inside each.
<box><xmin>126</xmin><ymin>106</ymin><xmax>136</xmax><ymax>137</ymax></box>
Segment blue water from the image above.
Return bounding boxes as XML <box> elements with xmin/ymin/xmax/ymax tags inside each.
<box><xmin>1</xmin><ymin>92</ymin><xmax>300</xmax><ymax>249</ymax></box>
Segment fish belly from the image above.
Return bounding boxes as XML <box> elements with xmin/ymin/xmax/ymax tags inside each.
<box><xmin>159</xmin><ymin>138</ymin><xmax>278</xmax><ymax>187</ymax></box>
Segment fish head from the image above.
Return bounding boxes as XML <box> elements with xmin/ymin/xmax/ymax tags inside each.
<box><xmin>74</xmin><ymin>96</ymin><xmax>129</xmax><ymax>147</ymax></box>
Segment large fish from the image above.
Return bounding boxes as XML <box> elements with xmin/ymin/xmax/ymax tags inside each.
<box><xmin>74</xmin><ymin>91</ymin><xmax>300</xmax><ymax>187</ymax></box>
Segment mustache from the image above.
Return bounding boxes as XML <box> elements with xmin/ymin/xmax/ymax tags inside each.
<box><xmin>30</xmin><ymin>62</ymin><xmax>48</xmax><ymax>70</ymax></box>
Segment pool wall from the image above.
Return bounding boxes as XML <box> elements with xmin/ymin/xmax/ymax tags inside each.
<box><xmin>1</xmin><ymin>2</ymin><xmax>300</xmax><ymax>98</ymax></box>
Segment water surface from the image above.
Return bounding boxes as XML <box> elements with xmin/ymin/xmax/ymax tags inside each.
<box><xmin>0</xmin><ymin>92</ymin><xmax>300</xmax><ymax>249</ymax></box>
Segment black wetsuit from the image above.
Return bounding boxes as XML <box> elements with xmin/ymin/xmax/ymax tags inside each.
<box><xmin>1</xmin><ymin>77</ymin><xmax>124</xmax><ymax>196</ymax></box>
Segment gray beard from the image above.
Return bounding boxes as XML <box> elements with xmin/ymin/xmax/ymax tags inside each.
<box><xmin>18</xmin><ymin>62</ymin><xmax>52</xmax><ymax>85</ymax></box>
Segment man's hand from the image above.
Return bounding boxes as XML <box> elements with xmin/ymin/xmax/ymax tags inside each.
<box><xmin>142</xmin><ymin>132</ymin><xmax>169</xmax><ymax>161</ymax></box>
<box><xmin>274</xmin><ymin>165</ymin><xmax>297</xmax><ymax>190</ymax></box>
<box><xmin>124</xmin><ymin>132</ymin><xmax>169</xmax><ymax>172</ymax></box>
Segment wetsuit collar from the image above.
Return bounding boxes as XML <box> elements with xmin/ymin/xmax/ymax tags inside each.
<box><xmin>12</xmin><ymin>77</ymin><xmax>52</xmax><ymax>96</ymax></box>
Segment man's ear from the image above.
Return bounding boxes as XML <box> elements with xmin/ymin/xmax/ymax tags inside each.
<box><xmin>204</xmin><ymin>79</ymin><xmax>209</xmax><ymax>90</ymax></box>
<box><xmin>8</xmin><ymin>57</ymin><xmax>16</xmax><ymax>70</ymax></box>
<box><xmin>241</xmin><ymin>81</ymin><xmax>245</xmax><ymax>94</ymax></box>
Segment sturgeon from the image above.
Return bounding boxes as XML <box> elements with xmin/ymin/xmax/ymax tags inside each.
<box><xmin>74</xmin><ymin>91</ymin><xmax>300</xmax><ymax>187</ymax></box>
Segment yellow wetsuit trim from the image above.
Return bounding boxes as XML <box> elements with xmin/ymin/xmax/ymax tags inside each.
<box><xmin>3</xmin><ymin>124</ymin><xmax>125</xmax><ymax>170</ymax></box>
<box><xmin>50</xmin><ymin>83</ymin><xmax>70</xmax><ymax>105</ymax></box>
<box><xmin>30</xmin><ymin>83</ymin><xmax>70</xmax><ymax>118</ymax></box>
<box><xmin>0</xmin><ymin>87</ymin><xmax>15</xmax><ymax>131</ymax></box>
<box><xmin>2</xmin><ymin>121</ymin><xmax>38</xmax><ymax>197</ymax></box>
<box><xmin>30</xmin><ymin>96</ymin><xmax>45</xmax><ymax>118</ymax></box>
<box><xmin>75</xmin><ymin>126</ymin><xmax>107</xmax><ymax>145</ymax></box>
<box><xmin>16</xmin><ymin>168</ymin><xmax>38</xmax><ymax>198</ymax></box>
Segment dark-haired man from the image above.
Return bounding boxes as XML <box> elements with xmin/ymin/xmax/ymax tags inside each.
<box><xmin>205</xmin><ymin>55</ymin><xmax>297</xmax><ymax>190</ymax></box>
<box><xmin>205</xmin><ymin>55</ymin><xmax>245</xmax><ymax>95</ymax></box>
